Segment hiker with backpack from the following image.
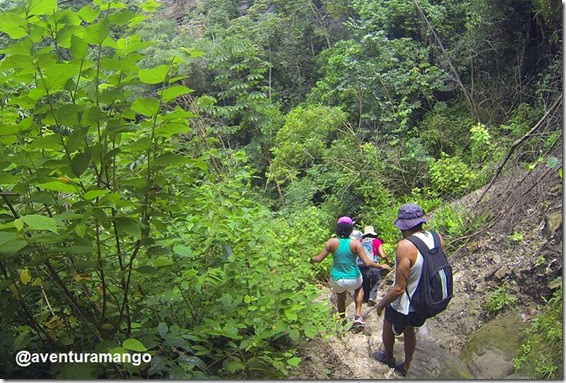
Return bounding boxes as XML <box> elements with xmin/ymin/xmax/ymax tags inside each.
<box><xmin>372</xmin><ymin>204</ymin><xmax>452</xmax><ymax>377</ymax></box>
<box><xmin>358</xmin><ymin>226</ymin><xmax>388</xmax><ymax>306</ymax></box>
<box><xmin>310</xmin><ymin>217</ymin><xmax>391</xmax><ymax>328</ymax></box>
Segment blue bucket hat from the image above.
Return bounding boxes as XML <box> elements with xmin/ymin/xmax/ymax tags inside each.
<box><xmin>393</xmin><ymin>204</ymin><xmax>427</xmax><ymax>230</ymax></box>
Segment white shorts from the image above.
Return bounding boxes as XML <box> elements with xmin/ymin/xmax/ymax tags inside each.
<box><xmin>330</xmin><ymin>275</ymin><xmax>363</xmax><ymax>294</ymax></box>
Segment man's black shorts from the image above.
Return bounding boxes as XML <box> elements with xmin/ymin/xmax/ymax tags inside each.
<box><xmin>385</xmin><ymin>305</ymin><xmax>426</xmax><ymax>335</ymax></box>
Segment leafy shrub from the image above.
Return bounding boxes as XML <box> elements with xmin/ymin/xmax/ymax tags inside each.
<box><xmin>429</xmin><ymin>154</ymin><xmax>476</xmax><ymax>197</ymax></box>
<box><xmin>469</xmin><ymin>123</ymin><xmax>492</xmax><ymax>162</ymax></box>
<box><xmin>482</xmin><ymin>284</ymin><xmax>517</xmax><ymax>317</ymax></box>
<box><xmin>513</xmin><ymin>285</ymin><xmax>562</xmax><ymax>379</ymax></box>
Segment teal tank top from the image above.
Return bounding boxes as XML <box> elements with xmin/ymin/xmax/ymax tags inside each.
<box><xmin>329</xmin><ymin>238</ymin><xmax>361</xmax><ymax>280</ymax></box>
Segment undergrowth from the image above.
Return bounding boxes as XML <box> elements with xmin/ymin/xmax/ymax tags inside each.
<box><xmin>513</xmin><ymin>284</ymin><xmax>563</xmax><ymax>379</ymax></box>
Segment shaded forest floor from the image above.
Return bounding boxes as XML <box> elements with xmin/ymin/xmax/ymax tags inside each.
<box><xmin>297</xmin><ymin>152</ymin><xmax>563</xmax><ymax>379</ymax></box>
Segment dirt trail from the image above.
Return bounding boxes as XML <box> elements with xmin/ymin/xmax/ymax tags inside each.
<box><xmin>297</xmin><ymin>297</ymin><xmax>404</xmax><ymax>379</ymax></box>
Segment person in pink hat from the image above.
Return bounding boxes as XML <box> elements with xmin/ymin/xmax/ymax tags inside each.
<box><xmin>311</xmin><ymin>216</ymin><xmax>392</xmax><ymax>327</ymax></box>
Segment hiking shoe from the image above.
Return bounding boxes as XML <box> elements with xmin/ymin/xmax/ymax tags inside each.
<box><xmin>367</xmin><ymin>298</ymin><xmax>377</xmax><ymax>306</ymax></box>
<box><xmin>353</xmin><ymin>315</ymin><xmax>365</xmax><ymax>327</ymax></box>
<box><xmin>394</xmin><ymin>362</ymin><xmax>408</xmax><ymax>377</ymax></box>
<box><xmin>372</xmin><ymin>351</ymin><xmax>396</xmax><ymax>368</ymax></box>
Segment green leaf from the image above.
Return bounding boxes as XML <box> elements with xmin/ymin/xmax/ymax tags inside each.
<box><xmin>289</xmin><ymin>328</ymin><xmax>300</xmax><ymax>341</ymax></box>
<box><xmin>0</xmin><ymin>233</ymin><xmax>17</xmax><ymax>247</ymax></box>
<box><xmin>287</xmin><ymin>357</ymin><xmax>301</xmax><ymax>367</ymax></box>
<box><xmin>0</xmin><ymin>14</ymin><xmax>27</xmax><ymax>39</ymax></box>
<box><xmin>83</xmin><ymin>18</ymin><xmax>109</xmax><ymax>45</ymax></box>
<box><xmin>78</xmin><ymin>5</ymin><xmax>101</xmax><ymax>23</ymax></box>
<box><xmin>0</xmin><ymin>171</ymin><xmax>18</xmax><ymax>185</ymax></box>
<box><xmin>56</xmin><ymin>104</ymin><xmax>81</xmax><ymax>126</ymax></box>
<box><xmin>22</xmin><ymin>215</ymin><xmax>58</xmax><ymax>233</ymax></box>
<box><xmin>71</xmin><ymin>149</ymin><xmax>91</xmax><ymax>177</ymax></box>
<box><xmin>122</xmin><ymin>338</ymin><xmax>147</xmax><ymax>352</ymax></box>
<box><xmin>70</xmin><ymin>35</ymin><xmax>88</xmax><ymax>59</ymax></box>
<box><xmin>20</xmin><ymin>269</ymin><xmax>31</xmax><ymax>285</ymax></box>
<box><xmin>39</xmin><ymin>180</ymin><xmax>80</xmax><ymax>193</ymax></box>
<box><xmin>161</xmin><ymin>85</ymin><xmax>193</xmax><ymax>102</ymax></box>
<box><xmin>42</xmin><ymin>63</ymin><xmax>80</xmax><ymax>91</ymax></box>
<box><xmin>0</xmin><ymin>239</ymin><xmax>28</xmax><ymax>256</ymax></box>
<box><xmin>139</xmin><ymin>65</ymin><xmax>169</xmax><ymax>84</ymax></box>
<box><xmin>108</xmin><ymin>9</ymin><xmax>134</xmax><ymax>26</ymax></box>
<box><xmin>132</xmin><ymin>97</ymin><xmax>159</xmax><ymax>116</ymax></box>
<box><xmin>14</xmin><ymin>219</ymin><xmax>24</xmax><ymax>232</ymax></box>
<box><xmin>154</xmin><ymin>122</ymin><xmax>189</xmax><ymax>138</ymax></box>
<box><xmin>83</xmin><ymin>189</ymin><xmax>110</xmax><ymax>200</ymax></box>
<box><xmin>157</xmin><ymin>322</ymin><xmax>168</xmax><ymax>338</ymax></box>
<box><xmin>115</xmin><ymin>217</ymin><xmax>141</xmax><ymax>238</ymax></box>
<box><xmin>153</xmin><ymin>153</ymin><xmax>189</xmax><ymax>166</ymax></box>
<box><xmin>66</xmin><ymin>128</ymin><xmax>88</xmax><ymax>153</ymax></box>
<box><xmin>29</xmin><ymin>134</ymin><xmax>61</xmax><ymax>149</ymax></box>
<box><xmin>284</xmin><ymin>308</ymin><xmax>298</xmax><ymax>321</ymax></box>
<box><xmin>29</xmin><ymin>0</ymin><xmax>57</xmax><ymax>16</ymax></box>
<box><xmin>135</xmin><ymin>265</ymin><xmax>158</xmax><ymax>274</ymax></box>
<box><xmin>173</xmin><ymin>244</ymin><xmax>192</xmax><ymax>257</ymax></box>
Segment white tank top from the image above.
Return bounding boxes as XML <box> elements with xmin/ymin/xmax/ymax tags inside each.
<box><xmin>390</xmin><ymin>231</ymin><xmax>435</xmax><ymax>315</ymax></box>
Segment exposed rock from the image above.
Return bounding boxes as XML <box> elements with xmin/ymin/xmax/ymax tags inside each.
<box><xmin>543</xmin><ymin>210</ymin><xmax>562</xmax><ymax>239</ymax></box>
<box><xmin>407</xmin><ymin>339</ymin><xmax>473</xmax><ymax>379</ymax></box>
<box><xmin>460</xmin><ymin>311</ymin><xmax>529</xmax><ymax>379</ymax></box>
<box><xmin>495</xmin><ymin>266</ymin><xmax>510</xmax><ymax>279</ymax></box>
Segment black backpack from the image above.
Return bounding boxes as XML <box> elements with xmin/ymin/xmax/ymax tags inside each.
<box><xmin>405</xmin><ymin>231</ymin><xmax>453</xmax><ymax>319</ymax></box>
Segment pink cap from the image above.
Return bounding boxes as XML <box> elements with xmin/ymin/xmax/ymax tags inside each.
<box><xmin>337</xmin><ymin>216</ymin><xmax>353</xmax><ymax>225</ymax></box>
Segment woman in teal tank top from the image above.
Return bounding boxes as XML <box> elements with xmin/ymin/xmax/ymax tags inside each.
<box><xmin>329</xmin><ymin>237</ymin><xmax>361</xmax><ymax>280</ymax></box>
<box><xmin>311</xmin><ymin>216</ymin><xmax>390</xmax><ymax>327</ymax></box>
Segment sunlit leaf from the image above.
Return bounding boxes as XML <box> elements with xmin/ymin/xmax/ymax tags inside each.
<box><xmin>132</xmin><ymin>97</ymin><xmax>159</xmax><ymax>116</ymax></box>
<box><xmin>22</xmin><ymin>214</ymin><xmax>58</xmax><ymax>233</ymax></box>
<box><xmin>19</xmin><ymin>269</ymin><xmax>31</xmax><ymax>285</ymax></box>
<box><xmin>139</xmin><ymin>65</ymin><xmax>169</xmax><ymax>84</ymax></box>
<box><xmin>161</xmin><ymin>85</ymin><xmax>193</xmax><ymax>102</ymax></box>
<box><xmin>122</xmin><ymin>338</ymin><xmax>147</xmax><ymax>352</ymax></box>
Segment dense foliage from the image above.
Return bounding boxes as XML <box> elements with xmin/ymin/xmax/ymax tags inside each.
<box><xmin>514</xmin><ymin>285</ymin><xmax>562</xmax><ymax>378</ymax></box>
<box><xmin>0</xmin><ymin>0</ymin><xmax>561</xmax><ymax>379</ymax></box>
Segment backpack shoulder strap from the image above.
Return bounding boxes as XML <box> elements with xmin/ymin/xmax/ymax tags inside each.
<box><xmin>404</xmin><ymin>232</ymin><xmax>433</xmax><ymax>303</ymax></box>
<box><xmin>406</xmin><ymin>233</ymin><xmax>431</xmax><ymax>258</ymax></box>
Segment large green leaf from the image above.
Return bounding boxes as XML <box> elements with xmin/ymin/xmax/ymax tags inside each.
<box><xmin>122</xmin><ymin>338</ymin><xmax>147</xmax><ymax>352</ymax></box>
<box><xmin>0</xmin><ymin>14</ymin><xmax>27</xmax><ymax>39</ymax></box>
<box><xmin>83</xmin><ymin>189</ymin><xmax>110</xmax><ymax>200</ymax></box>
<box><xmin>83</xmin><ymin>18</ymin><xmax>109</xmax><ymax>45</ymax></box>
<box><xmin>29</xmin><ymin>134</ymin><xmax>62</xmax><ymax>149</ymax></box>
<box><xmin>161</xmin><ymin>85</ymin><xmax>193</xmax><ymax>102</ymax></box>
<box><xmin>0</xmin><ymin>239</ymin><xmax>28</xmax><ymax>256</ymax></box>
<box><xmin>77</xmin><ymin>5</ymin><xmax>101</xmax><ymax>23</ymax></box>
<box><xmin>56</xmin><ymin>104</ymin><xmax>81</xmax><ymax>126</ymax></box>
<box><xmin>153</xmin><ymin>153</ymin><xmax>189</xmax><ymax>166</ymax></box>
<box><xmin>115</xmin><ymin>217</ymin><xmax>141</xmax><ymax>238</ymax></box>
<box><xmin>42</xmin><ymin>63</ymin><xmax>80</xmax><ymax>92</ymax></box>
<box><xmin>29</xmin><ymin>0</ymin><xmax>57</xmax><ymax>16</ymax></box>
<box><xmin>154</xmin><ymin>122</ymin><xmax>189</xmax><ymax>138</ymax></box>
<box><xmin>0</xmin><ymin>232</ymin><xmax>17</xmax><ymax>247</ymax></box>
<box><xmin>108</xmin><ymin>9</ymin><xmax>134</xmax><ymax>26</ymax></box>
<box><xmin>139</xmin><ymin>65</ymin><xmax>169</xmax><ymax>84</ymax></box>
<box><xmin>39</xmin><ymin>180</ymin><xmax>80</xmax><ymax>193</ymax></box>
<box><xmin>70</xmin><ymin>35</ymin><xmax>88</xmax><ymax>59</ymax></box>
<box><xmin>71</xmin><ymin>149</ymin><xmax>91</xmax><ymax>177</ymax></box>
<box><xmin>22</xmin><ymin>214</ymin><xmax>58</xmax><ymax>233</ymax></box>
<box><xmin>132</xmin><ymin>98</ymin><xmax>159</xmax><ymax>116</ymax></box>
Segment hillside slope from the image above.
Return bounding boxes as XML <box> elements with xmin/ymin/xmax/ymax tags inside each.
<box><xmin>298</xmin><ymin>150</ymin><xmax>563</xmax><ymax>379</ymax></box>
